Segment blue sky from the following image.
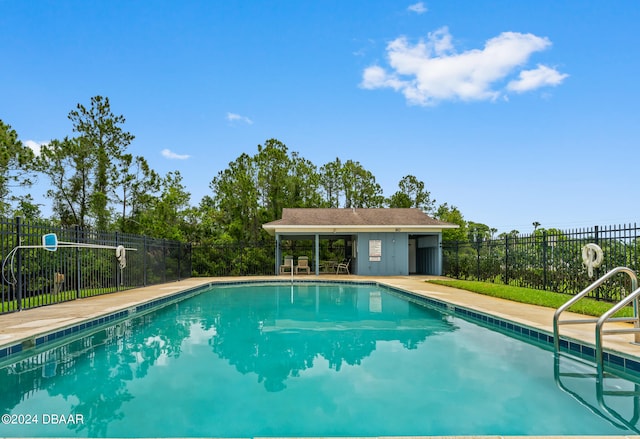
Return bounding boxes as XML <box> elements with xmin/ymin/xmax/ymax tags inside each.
<box><xmin>1</xmin><ymin>1</ymin><xmax>639</xmax><ymax>233</ymax></box>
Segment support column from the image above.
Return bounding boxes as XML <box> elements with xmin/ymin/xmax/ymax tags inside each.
<box><xmin>315</xmin><ymin>234</ymin><xmax>320</xmax><ymax>276</ymax></box>
<box><xmin>436</xmin><ymin>233</ymin><xmax>443</xmax><ymax>276</ymax></box>
<box><xmin>275</xmin><ymin>234</ymin><xmax>281</xmax><ymax>275</ymax></box>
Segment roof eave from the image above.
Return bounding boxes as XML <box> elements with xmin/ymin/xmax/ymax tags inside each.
<box><xmin>262</xmin><ymin>224</ymin><xmax>459</xmax><ymax>235</ymax></box>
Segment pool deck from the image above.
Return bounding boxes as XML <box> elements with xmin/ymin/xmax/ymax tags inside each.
<box><xmin>2</xmin><ymin>275</ymin><xmax>640</xmax><ymax>439</ymax></box>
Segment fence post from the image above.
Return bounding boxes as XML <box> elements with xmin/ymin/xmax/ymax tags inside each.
<box><xmin>115</xmin><ymin>231</ymin><xmax>120</xmax><ymax>291</ymax></box>
<box><xmin>455</xmin><ymin>241</ymin><xmax>459</xmax><ymax>278</ymax></box>
<box><xmin>594</xmin><ymin>225</ymin><xmax>601</xmax><ymax>284</ymax></box>
<box><xmin>635</xmin><ymin>223</ymin><xmax>638</xmax><ymax>275</ymax></box>
<box><xmin>476</xmin><ymin>238</ymin><xmax>481</xmax><ymax>280</ymax></box>
<box><xmin>143</xmin><ymin>235</ymin><xmax>148</xmax><ymax>286</ymax></box>
<box><xmin>178</xmin><ymin>242</ymin><xmax>182</xmax><ymax>281</ymax></box>
<box><xmin>504</xmin><ymin>236</ymin><xmax>509</xmax><ymax>285</ymax></box>
<box><xmin>163</xmin><ymin>239</ymin><xmax>167</xmax><ymax>283</ymax></box>
<box><xmin>542</xmin><ymin>231</ymin><xmax>548</xmax><ymax>291</ymax></box>
<box><xmin>15</xmin><ymin>217</ymin><xmax>23</xmax><ymax>311</ymax></box>
<box><xmin>75</xmin><ymin>225</ymin><xmax>81</xmax><ymax>299</ymax></box>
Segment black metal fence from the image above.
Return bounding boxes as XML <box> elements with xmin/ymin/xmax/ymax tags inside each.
<box><xmin>192</xmin><ymin>241</ymin><xmax>349</xmax><ymax>277</ymax></box>
<box><xmin>192</xmin><ymin>242</ymin><xmax>275</xmax><ymax>276</ymax></box>
<box><xmin>443</xmin><ymin>224</ymin><xmax>640</xmax><ymax>302</ymax></box>
<box><xmin>1</xmin><ymin>217</ymin><xmax>191</xmax><ymax>314</ymax></box>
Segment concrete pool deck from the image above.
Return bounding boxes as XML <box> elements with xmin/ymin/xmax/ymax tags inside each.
<box><xmin>2</xmin><ymin>275</ymin><xmax>640</xmax><ymax>439</ymax></box>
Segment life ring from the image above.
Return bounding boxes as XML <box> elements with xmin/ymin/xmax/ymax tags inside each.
<box><xmin>116</xmin><ymin>245</ymin><xmax>127</xmax><ymax>269</ymax></box>
<box><xmin>582</xmin><ymin>243</ymin><xmax>603</xmax><ymax>277</ymax></box>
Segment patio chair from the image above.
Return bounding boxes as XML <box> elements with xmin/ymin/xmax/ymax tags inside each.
<box><xmin>280</xmin><ymin>255</ymin><xmax>294</xmax><ymax>274</ymax></box>
<box><xmin>336</xmin><ymin>258</ymin><xmax>351</xmax><ymax>275</ymax></box>
<box><xmin>295</xmin><ymin>256</ymin><xmax>311</xmax><ymax>274</ymax></box>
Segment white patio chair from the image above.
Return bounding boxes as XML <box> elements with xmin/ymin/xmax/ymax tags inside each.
<box><xmin>295</xmin><ymin>256</ymin><xmax>311</xmax><ymax>274</ymax></box>
<box><xmin>280</xmin><ymin>255</ymin><xmax>294</xmax><ymax>274</ymax></box>
<box><xmin>336</xmin><ymin>258</ymin><xmax>351</xmax><ymax>274</ymax></box>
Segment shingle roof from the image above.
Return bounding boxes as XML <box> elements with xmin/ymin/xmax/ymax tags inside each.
<box><xmin>263</xmin><ymin>208</ymin><xmax>456</xmax><ymax>228</ymax></box>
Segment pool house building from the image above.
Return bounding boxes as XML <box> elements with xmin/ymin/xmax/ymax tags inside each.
<box><xmin>262</xmin><ymin>208</ymin><xmax>458</xmax><ymax>276</ymax></box>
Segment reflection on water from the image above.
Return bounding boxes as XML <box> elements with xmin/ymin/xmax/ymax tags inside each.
<box><xmin>0</xmin><ymin>283</ymin><xmax>455</xmax><ymax>437</ymax></box>
<box><xmin>207</xmin><ymin>285</ymin><xmax>455</xmax><ymax>392</ymax></box>
<box><xmin>554</xmin><ymin>353</ymin><xmax>640</xmax><ymax>434</ymax></box>
<box><xmin>0</xmin><ymin>312</ymin><xmax>191</xmax><ymax>437</ymax></box>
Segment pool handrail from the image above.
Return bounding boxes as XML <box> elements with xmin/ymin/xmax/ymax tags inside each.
<box><xmin>553</xmin><ymin>266</ymin><xmax>638</xmax><ymax>360</ymax></box>
<box><xmin>596</xmin><ymin>284</ymin><xmax>640</xmax><ymax>368</ymax></box>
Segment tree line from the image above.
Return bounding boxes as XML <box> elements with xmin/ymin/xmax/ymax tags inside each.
<box><xmin>2</xmin><ymin>95</ymin><xmax>496</xmax><ymax>245</ymax></box>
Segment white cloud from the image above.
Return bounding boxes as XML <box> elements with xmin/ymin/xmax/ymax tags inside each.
<box><xmin>407</xmin><ymin>2</ymin><xmax>427</xmax><ymax>14</ymax></box>
<box><xmin>361</xmin><ymin>65</ymin><xmax>407</xmax><ymax>91</ymax></box>
<box><xmin>24</xmin><ymin>140</ymin><xmax>47</xmax><ymax>156</ymax></box>
<box><xmin>361</xmin><ymin>27</ymin><xmax>568</xmax><ymax>105</ymax></box>
<box><xmin>507</xmin><ymin>64</ymin><xmax>569</xmax><ymax>92</ymax></box>
<box><xmin>161</xmin><ymin>148</ymin><xmax>191</xmax><ymax>160</ymax></box>
<box><xmin>226</xmin><ymin>112</ymin><xmax>253</xmax><ymax>125</ymax></box>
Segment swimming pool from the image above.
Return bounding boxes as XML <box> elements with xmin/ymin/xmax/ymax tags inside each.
<box><xmin>2</xmin><ymin>281</ymin><xmax>640</xmax><ymax>437</ymax></box>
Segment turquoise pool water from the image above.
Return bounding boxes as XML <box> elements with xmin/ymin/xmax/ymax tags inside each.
<box><xmin>1</xmin><ymin>282</ymin><xmax>640</xmax><ymax>437</ymax></box>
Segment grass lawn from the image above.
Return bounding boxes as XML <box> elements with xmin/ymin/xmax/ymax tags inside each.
<box><xmin>426</xmin><ymin>279</ymin><xmax>634</xmax><ymax>318</ymax></box>
<box><xmin>1</xmin><ymin>287</ymin><xmax>134</xmax><ymax>313</ymax></box>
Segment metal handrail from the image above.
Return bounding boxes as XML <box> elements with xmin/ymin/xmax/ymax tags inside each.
<box><xmin>596</xmin><ymin>285</ymin><xmax>640</xmax><ymax>370</ymax></box>
<box><xmin>553</xmin><ymin>267</ymin><xmax>638</xmax><ymax>352</ymax></box>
